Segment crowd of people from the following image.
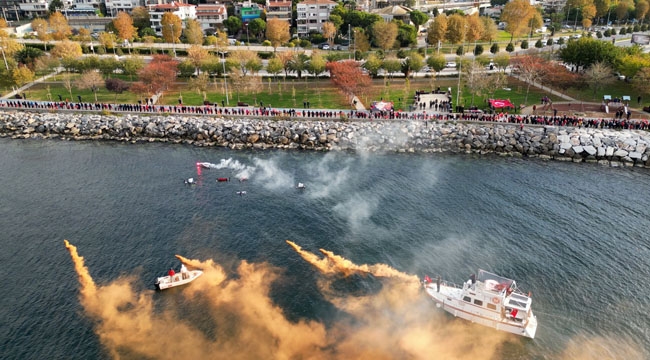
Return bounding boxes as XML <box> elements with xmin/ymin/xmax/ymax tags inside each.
<box><xmin>1</xmin><ymin>99</ymin><xmax>649</xmax><ymax>131</ymax></box>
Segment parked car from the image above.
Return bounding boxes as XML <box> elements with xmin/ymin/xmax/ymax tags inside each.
<box><xmin>614</xmin><ymin>72</ymin><xmax>626</xmax><ymax>80</ymax></box>
<box><xmin>446</xmin><ymin>61</ymin><xmax>457</xmax><ymax>68</ymax></box>
<box><xmin>318</xmin><ymin>43</ymin><xmax>330</xmax><ymax>50</ymax></box>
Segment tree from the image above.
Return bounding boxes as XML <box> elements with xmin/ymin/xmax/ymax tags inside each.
<box><xmin>51</xmin><ymin>40</ymin><xmax>82</xmax><ymax>60</ymax></box>
<box><xmin>322</xmin><ymin>22</ymin><xmax>337</xmax><ymax>44</ymax></box>
<box><xmin>75</xmin><ymin>71</ymin><xmax>104</xmax><ymax>102</ymax></box>
<box><xmin>15</xmin><ymin>47</ymin><xmax>44</xmax><ymax>68</ymax></box>
<box><xmin>481</xmin><ymin>16</ymin><xmax>498</xmax><ymax>42</ymax></box>
<box><xmin>490</xmin><ymin>43</ymin><xmax>500</xmax><ymax>54</ymax></box>
<box><xmin>32</xmin><ymin>19</ymin><xmax>50</xmax><ymax>50</ymax></box>
<box><xmin>559</xmin><ymin>37</ymin><xmax>621</xmax><ymax>69</ymax></box>
<box><xmin>382</xmin><ymin>56</ymin><xmax>402</xmax><ymax>78</ymax></box>
<box><xmin>105</xmin><ymin>78</ymin><xmax>130</xmax><ymax>101</ymax></box>
<box><xmin>506</xmin><ymin>42</ymin><xmax>515</xmax><ymax>52</ymax></box>
<box><xmin>501</xmin><ymin>0</ymin><xmax>536</xmax><ymax>41</ymax></box>
<box><xmin>427</xmin><ymin>14</ymin><xmax>447</xmax><ymax>46</ymax></box>
<box><xmin>266</xmin><ymin>56</ymin><xmax>283</xmax><ymax>80</ymax></box>
<box><xmin>224</xmin><ymin>16</ymin><xmax>243</xmax><ymax>36</ymax></box>
<box><xmin>637</xmin><ymin>0</ymin><xmax>650</xmax><ymax>23</ymax></box>
<box><xmin>188</xmin><ymin>73</ymin><xmax>210</xmax><ymax>95</ymax></box>
<box><xmin>308</xmin><ymin>52</ymin><xmax>327</xmax><ymax>79</ymax></box>
<box><xmin>266</xmin><ymin>18</ymin><xmax>291</xmax><ymax>51</ymax></box>
<box><xmin>372</xmin><ymin>21</ymin><xmax>399</xmax><ymax>51</ymax></box>
<box><xmin>329</xmin><ymin>14</ymin><xmax>344</xmax><ymax>30</ymax></box>
<box><xmin>617</xmin><ymin>54</ymin><xmax>650</xmax><ymax>78</ymax></box>
<box><xmin>48</xmin><ymin>0</ymin><xmax>63</xmax><ymax>14</ymax></box>
<box><xmin>616</xmin><ymin>0</ymin><xmax>634</xmax><ymax>22</ymax></box>
<box><xmin>133</xmin><ymin>54</ymin><xmax>178</xmax><ymax>97</ymax></box>
<box><xmin>494</xmin><ymin>52</ymin><xmax>511</xmax><ymax>71</ymax></box>
<box><xmin>276</xmin><ymin>51</ymin><xmax>294</xmax><ymax>78</ymax></box>
<box><xmin>187</xmin><ymin>45</ymin><xmax>210</xmax><ymax>74</ymax></box>
<box><xmin>632</xmin><ymin>67</ymin><xmax>650</xmax><ymax>96</ymax></box>
<box><xmin>227</xmin><ymin>49</ymin><xmax>261</xmax><ymax>77</ymax></box>
<box><xmin>12</xmin><ymin>65</ymin><xmax>34</xmax><ymax>87</ymax></box>
<box><xmin>584</xmin><ymin>61</ymin><xmax>614</xmax><ymax>99</ymax></box>
<box><xmin>353</xmin><ymin>29</ymin><xmax>371</xmax><ymax>53</ymax></box>
<box><xmin>364</xmin><ymin>53</ymin><xmax>382</xmax><ymax>77</ymax></box>
<box><xmin>48</xmin><ymin>11</ymin><xmax>71</xmax><ymax>40</ymax></box>
<box><xmin>446</xmin><ymin>14</ymin><xmax>467</xmax><ymax>44</ymax></box>
<box><xmin>287</xmin><ymin>52</ymin><xmax>310</xmax><ymax>78</ymax></box>
<box><xmin>427</xmin><ymin>53</ymin><xmax>446</xmax><ymax>73</ymax></box>
<box><xmin>248</xmin><ymin>18</ymin><xmax>266</xmax><ymax>42</ymax></box>
<box><xmin>396</xmin><ymin>22</ymin><xmax>417</xmax><ymax>47</ymax></box>
<box><xmin>184</xmin><ymin>19</ymin><xmax>204</xmax><ymax>45</ymax></box>
<box><xmin>511</xmin><ymin>55</ymin><xmax>546</xmax><ymax>103</ymax></box>
<box><xmin>466</xmin><ymin>14</ymin><xmax>484</xmax><ymax>42</ymax></box>
<box><xmin>120</xmin><ymin>57</ymin><xmax>144</xmax><ymax>80</ymax></box>
<box><xmin>401</xmin><ymin>52</ymin><xmax>424</xmax><ymax>77</ymax></box>
<box><xmin>113</xmin><ymin>11</ymin><xmax>137</xmax><ymax>41</ymax></box>
<box><xmin>98</xmin><ymin>57</ymin><xmax>121</xmax><ymax>77</ymax></box>
<box><xmin>409</xmin><ymin>10</ymin><xmax>429</xmax><ymax>28</ymax></box>
<box><xmin>535</xmin><ymin>39</ymin><xmax>544</xmax><ymax>48</ymax></box>
<box><xmin>131</xmin><ymin>6</ymin><xmax>151</xmax><ymax>36</ymax></box>
<box><xmin>326</xmin><ymin>59</ymin><xmax>371</xmax><ymax>101</ymax></box>
<box><xmin>98</xmin><ymin>32</ymin><xmax>117</xmax><ymax>54</ymax></box>
<box><xmin>161</xmin><ymin>13</ymin><xmax>182</xmax><ymax>45</ymax></box>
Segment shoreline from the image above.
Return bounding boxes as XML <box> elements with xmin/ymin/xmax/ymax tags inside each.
<box><xmin>1</xmin><ymin>110</ymin><xmax>649</xmax><ymax>168</ymax></box>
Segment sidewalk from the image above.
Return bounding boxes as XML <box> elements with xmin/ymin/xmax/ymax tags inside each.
<box><xmin>510</xmin><ymin>74</ymin><xmax>578</xmax><ymax>103</ymax></box>
<box><xmin>2</xmin><ymin>69</ymin><xmax>61</xmax><ymax>100</ymax></box>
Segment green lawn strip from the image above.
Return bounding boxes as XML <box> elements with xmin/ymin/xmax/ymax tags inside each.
<box><xmin>561</xmin><ymin>80</ymin><xmax>638</xmax><ymax>103</ymax></box>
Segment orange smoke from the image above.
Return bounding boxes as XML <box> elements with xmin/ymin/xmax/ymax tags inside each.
<box><xmin>65</xmin><ymin>240</ymin><xmax>643</xmax><ymax>359</ymax></box>
<box><xmin>286</xmin><ymin>240</ymin><xmax>420</xmax><ymax>286</ymax></box>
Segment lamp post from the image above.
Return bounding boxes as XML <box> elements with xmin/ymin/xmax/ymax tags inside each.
<box><xmin>0</xmin><ymin>45</ymin><xmax>8</xmax><ymax>71</ymax></box>
<box><xmin>168</xmin><ymin>24</ymin><xmax>176</xmax><ymax>57</ymax></box>
<box><xmin>108</xmin><ymin>31</ymin><xmax>116</xmax><ymax>55</ymax></box>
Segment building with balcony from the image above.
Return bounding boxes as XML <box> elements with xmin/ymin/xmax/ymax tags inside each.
<box><xmin>18</xmin><ymin>0</ymin><xmax>48</xmax><ymax>18</ymax></box>
<box><xmin>195</xmin><ymin>3</ymin><xmax>227</xmax><ymax>33</ymax></box>
<box><xmin>296</xmin><ymin>0</ymin><xmax>336</xmax><ymax>37</ymax></box>
<box><xmin>234</xmin><ymin>1</ymin><xmax>262</xmax><ymax>23</ymax></box>
<box><xmin>104</xmin><ymin>0</ymin><xmax>144</xmax><ymax>16</ymax></box>
<box><xmin>265</xmin><ymin>0</ymin><xmax>291</xmax><ymax>24</ymax></box>
<box><xmin>149</xmin><ymin>1</ymin><xmax>196</xmax><ymax>34</ymax></box>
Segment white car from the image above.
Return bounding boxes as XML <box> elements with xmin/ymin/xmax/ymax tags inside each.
<box><xmin>446</xmin><ymin>61</ymin><xmax>457</xmax><ymax>68</ymax></box>
<box><xmin>614</xmin><ymin>72</ymin><xmax>626</xmax><ymax>80</ymax></box>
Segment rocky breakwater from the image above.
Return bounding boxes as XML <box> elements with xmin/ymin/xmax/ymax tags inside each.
<box><xmin>0</xmin><ymin>110</ymin><xmax>649</xmax><ymax>167</ymax></box>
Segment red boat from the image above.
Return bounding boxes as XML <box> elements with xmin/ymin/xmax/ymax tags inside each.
<box><xmin>217</xmin><ymin>177</ymin><xmax>229</xmax><ymax>182</ymax></box>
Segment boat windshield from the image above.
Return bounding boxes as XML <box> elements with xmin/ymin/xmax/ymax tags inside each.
<box><xmin>478</xmin><ymin>269</ymin><xmax>514</xmax><ymax>291</ymax></box>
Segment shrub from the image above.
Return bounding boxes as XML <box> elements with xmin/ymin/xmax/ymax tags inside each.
<box><xmin>506</xmin><ymin>42</ymin><xmax>514</xmax><ymax>52</ymax></box>
<box><xmin>535</xmin><ymin>39</ymin><xmax>543</xmax><ymax>48</ymax></box>
<box><xmin>473</xmin><ymin>44</ymin><xmax>483</xmax><ymax>55</ymax></box>
<box><xmin>520</xmin><ymin>40</ymin><xmax>528</xmax><ymax>49</ymax></box>
<box><xmin>456</xmin><ymin>45</ymin><xmax>464</xmax><ymax>56</ymax></box>
<box><xmin>596</xmin><ymin>31</ymin><xmax>602</xmax><ymax>38</ymax></box>
<box><xmin>546</xmin><ymin>38</ymin><xmax>554</xmax><ymax>46</ymax></box>
<box><xmin>490</xmin><ymin>43</ymin><xmax>499</xmax><ymax>54</ymax></box>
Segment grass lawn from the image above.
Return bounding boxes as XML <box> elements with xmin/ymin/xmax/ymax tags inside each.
<box><xmin>561</xmin><ymin>79</ymin><xmax>638</xmax><ymax>102</ymax></box>
<box><xmin>19</xmin><ymin>74</ymin><xmax>574</xmax><ymax>112</ymax></box>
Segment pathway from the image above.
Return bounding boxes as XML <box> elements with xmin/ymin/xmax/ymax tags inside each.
<box><xmin>2</xmin><ymin>69</ymin><xmax>62</xmax><ymax>100</ymax></box>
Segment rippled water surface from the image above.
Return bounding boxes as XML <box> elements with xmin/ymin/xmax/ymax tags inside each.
<box><xmin>1</xmin><ymin>138</ymin><xmax>649</xmax><ymax>359</ymax></box>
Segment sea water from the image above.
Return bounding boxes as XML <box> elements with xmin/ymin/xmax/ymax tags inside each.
<box><xmin>1</xmin><ymin>138</ymin><xmax>649</xmax><ymax>359</ymax></box>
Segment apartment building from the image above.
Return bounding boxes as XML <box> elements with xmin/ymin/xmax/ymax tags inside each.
<box><xmin>296</xmin><ymin>0</ymin><xmax>336</xmax><ymax>37</ymax></box>
<box><xmin>195</xmin><ymin>2</ymin><xmax>227</xmax><ymax>33</ymax></box>
<box><xmin>265</xmin><ymin>0</ymin><xmax>291</xmax><ymax>24</ymax></box>
<box><xmin>104</xmin><ymin>0</ymin><xmax>144</xmax><ymax>16</ymax></box>
<box><xmin>148</xmin><ymin>1</ymin><xmax>196</xmax><ymax>34</ymax></box>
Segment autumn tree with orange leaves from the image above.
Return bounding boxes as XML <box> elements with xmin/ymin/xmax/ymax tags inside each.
<box><xmin>113</xmin><ymin>11</ymin><xmax>137</xmax><ymax>42</ymax></box>
<box><xmin>131</xmin><ymin>54</ymin><xmax>178</xmax><ymax>99</ymax></box>
<box><xmin>326</xmin><ymin>60</ymin><xmax>371</xmax><ymax>102</ymax></box>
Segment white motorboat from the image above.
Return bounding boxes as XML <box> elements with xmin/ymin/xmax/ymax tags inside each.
<box><xmin>296</xmin><ymin>182</ymin><xmax>306</xmax><ymax>189</ymax></box>
<box><xmin>423</xmin><ymin>269</ymin><xmax>537</xmax><ymax>339</ymax></box>
<box><xmin>184</xmin><ymin>177</ymin><xmax>195</xmax><ymax>185</ymax></box>
<box><xmin>155</xmin><ymin>264</ymin><xmax>203</xmax><ymax>290</ymax></box>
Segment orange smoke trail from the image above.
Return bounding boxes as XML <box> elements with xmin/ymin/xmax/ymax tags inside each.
<box><xmin>287</xmin><ymin>240</ymin><xmax>420</xmax><ymax>286</ymax></box>
<box><xmin>63</xmin><ymin>239</ymin><xmax>97</xmax><ymax>301</ymax></box>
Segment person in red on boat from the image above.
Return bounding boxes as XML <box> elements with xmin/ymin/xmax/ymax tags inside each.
<box><xmin>168</xmin><ymin>268</ymin><xmax>175</xmax><ymax>277</ymax></box>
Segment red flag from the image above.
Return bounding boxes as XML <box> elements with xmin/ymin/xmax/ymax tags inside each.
<box><xmin>424</xmin><ymin>275</ymin><xmax>432</xmax><ymax>283</ymax></box>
